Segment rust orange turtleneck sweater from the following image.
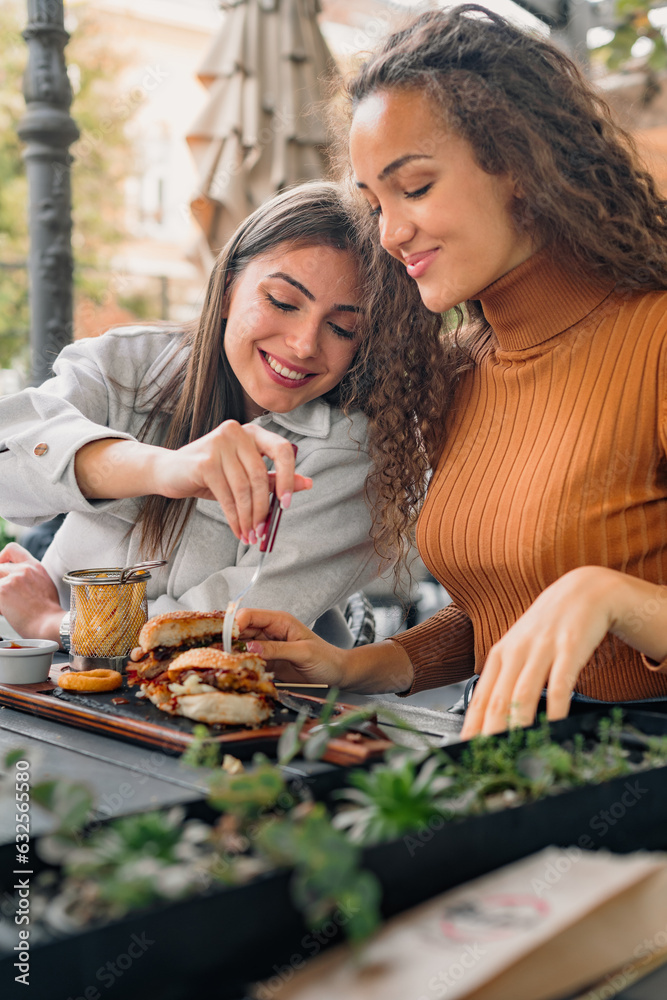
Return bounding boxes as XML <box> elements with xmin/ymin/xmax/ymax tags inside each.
<box><xmin>393</xmin><ymin>250</ymin><xmax>667</xmax><ymax>701</ymax></box>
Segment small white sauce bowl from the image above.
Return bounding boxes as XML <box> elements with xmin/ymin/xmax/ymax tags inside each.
<box><xmin>0</xmin><ymin>639</ymin><xmax>59</xmax><ymax>684</ymax></box>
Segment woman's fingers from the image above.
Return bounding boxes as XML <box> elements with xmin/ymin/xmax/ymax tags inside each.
<box><xmin>247</xmin><ymin>639</ymin><xmax>324</xmax><ymax>681</ymax></box>
<box><xmin>236</xmin><ymin>608</ymin><xmax>343</xmax><ymax>686</ymax></box>
<box><xmin>200</xmin><ymin>450</ymin><xmax>247</xmax><ymax>539</ymax></box>
<box><xmin>462</xmin><ymin>635</ymin><xmax>581</xmax><ymax>738</ymax></box>
<box><xmin>460</xmin><ymin>654</ymin><xmax>502</xmax><ymax>739</ymax></box>
<box><xmin>236</xmin><ymin>607</ymin><xmax>311</xmax><ymax>642</ymax></box>
<box><xmin>171</xmin><ymin>423</ymin><xmax>313</xmax><ymax>541</ymax></box>
<box><xmin>545</xmin><ymin>656</ymin><xmax>585</xmax><ymax>722</ymax></box>
<box><xmin>506</xmin><ymin>650</ymin><xmax>556</xmax><ymax>730</ymax></box>
<box><xmin>243</xmin><ymin>427</ymin><xmax>300</xmax><ymax>509</ymax></box>
<box><xmin>461</xmin><ymin>570</ymin><xmax>615</xmax><ymax>738</ymax></box>
<box><xmin>0</xmin><ymin>559</ymin><xmax>63</xmax><ymax>638</ymax></box>
<box><xmin>0</xmin><ymin>542</ymin><xmax>38</xmax><ymax>565</ymax></box>
<box><xmin>217</xmin><ymin>436</ymin><xmax>269</xmax><ymax>542</ymax></box>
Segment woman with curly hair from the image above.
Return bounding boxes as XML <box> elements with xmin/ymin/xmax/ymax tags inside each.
<box><xmin>238</xmin><ymin>5</ymin><xmax>667</xmax><ymax>735</ymax></box>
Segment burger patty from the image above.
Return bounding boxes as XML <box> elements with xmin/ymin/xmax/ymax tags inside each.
<box><xmin>137</xmin><ymin>666</ymin><xmax>275</xmax><ymax>697</ymax></box>
<box><xmin>131</xmin><ymin>636</ymin><xmax>245</xmax><ymax>680</ymax></box>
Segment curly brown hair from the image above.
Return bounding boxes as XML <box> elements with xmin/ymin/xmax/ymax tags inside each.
<box><xmin>335</xmin><ymin>3</ymin><xmax>667</xmax><ymax>575</ymax></box>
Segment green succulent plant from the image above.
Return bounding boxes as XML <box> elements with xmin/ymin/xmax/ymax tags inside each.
<box><xmin>332</xmin><ymin>751</ymin><xmax>457</xmax><ymax>845</ymax></box>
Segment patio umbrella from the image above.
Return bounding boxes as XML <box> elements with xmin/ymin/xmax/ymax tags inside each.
<box><xmin>186</xmin><ymin>0</ymin><xmax>339</xmax><ymax>255</ymax></box>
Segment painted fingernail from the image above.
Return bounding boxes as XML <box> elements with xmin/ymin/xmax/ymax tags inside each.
<box><xmin>241</xmin><ymin>535</ymin><xmax>249</xmax><ymax>546</ymax></box>
<box><xmin>247</xmin><ymin>641</ymin><xmax>262</xmax><ymax>654</ymax></box>
<box><xmin>280</xmin><ymin>492</ymin><xmax>292</xmax><ymax>510</ymax></box>
<box><xmin>255</xmin><ymin>521</ymin><xmax>266</xmax><ymax>539</ymax></box>
<box><xmin>248</xmin><ymin>529</ymin><xmax>257</xmax><ymax>545</ymax></box>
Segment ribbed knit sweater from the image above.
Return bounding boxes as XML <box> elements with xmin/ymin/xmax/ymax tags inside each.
<box><xmin>393</xmin><ymin>250</ymin><xmax>667</xmax><ymax>701</ymax></box>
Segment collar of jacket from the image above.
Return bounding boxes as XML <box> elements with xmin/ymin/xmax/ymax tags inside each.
<box><xmin>256</xmin><ymin>398</ymin><xmax>331</xmax><ymax>439</ymax></box>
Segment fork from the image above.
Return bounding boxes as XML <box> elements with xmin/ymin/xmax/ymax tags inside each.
<box><xmin>222</xmin><ymin>445</ymin><xmax>297</xmax><ymax>653</ymax></box>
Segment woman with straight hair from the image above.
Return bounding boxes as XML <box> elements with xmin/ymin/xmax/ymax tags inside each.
<box><xmin>236</xmin><ymin>5</ymin><xmax>667</xmax><ymax>735</ymax></box>
<box><xmin>0</xmin><ymin>181</ymin><xmax>399</xmax><ymax>645</ymax></box>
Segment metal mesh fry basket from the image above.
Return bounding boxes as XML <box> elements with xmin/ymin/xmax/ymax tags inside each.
<box><xmin>63</xmin><ymin>567</ymin><xmax>150</xmax><ymax>671</ymax></box>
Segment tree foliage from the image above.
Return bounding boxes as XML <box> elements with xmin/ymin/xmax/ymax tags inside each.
<box><xmin>0</xmin><ymin>2</ymin><xmax>138</xmax><ymax>370</ymax></box>
<box><xmin>601</xmin><ymin>0</ymin><xmax>667</xmax><ymax>102</ymax></box>
<box><xmin>0</xmin><ymin>4</ymin><xmax>29</xmax><ymax>369</ymax></box>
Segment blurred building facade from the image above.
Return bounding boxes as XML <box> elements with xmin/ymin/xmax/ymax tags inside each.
<box><xmin>67</xmin><ymin>0</ymin><xmax>423</xmax><ymax>337</ymax></box>
<box><xmin>68</xmin><ymin>0</ymin><xmax>545</xmax><ymax>338</ymax></box>
<box><xmin>68</xmin><ymin>0</ymin><xmax>223</xmax><ymax>334</ymax></box>
<box><xmin>17</xmin><ymin>0</ymin><xmax>667</xmax><ymax>343</ymax></box>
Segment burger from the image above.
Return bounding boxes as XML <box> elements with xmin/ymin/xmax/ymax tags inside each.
<box><xmin>127</xmin><ymin>610</ymin><xmax>239</xmax><ymax>681</ymax></box>
<box><xmin>138</xmin><ymin>647</ymin><xmax>277</xmax><ymax>726</ymax></box>
<box><xmin>126</xmin><ymin>611</ymin><xmax>276</xmax><ymax>727</ymax></box>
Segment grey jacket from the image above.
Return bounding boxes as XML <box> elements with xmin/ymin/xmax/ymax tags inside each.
<box><xmin>0</xmin><ymin>327</ymin><xmax>378</xmax><ymax>625</ymax></box>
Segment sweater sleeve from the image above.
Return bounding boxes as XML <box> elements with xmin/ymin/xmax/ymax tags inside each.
<box><xmin>389</xmin><ymin>603</ymin><xmax>476</xmax><ymax>697</ymax></box>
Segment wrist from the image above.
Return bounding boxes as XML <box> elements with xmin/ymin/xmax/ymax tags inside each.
<box><xmin>142</xmin><ymin>444</ymin><xmax>168</xmax><ymax>497</ymax></box>
<box><xmin>610</xmin><ymin>574</ymin><xmax>667</xmax><ymax>662</ymax></box>
<box><xmin>344</xmin><ymin>641</ymin><xmax>414</xmax><ymax>695</ymax></box>
<box><xmin>327</xmin><ymin>645</ymin><xmax>351</xmax><ymax>689</ymax></box>
<box><xmin>37</xmin><ymin>607</ymin><xmax>67</xmax><ymax>646</ymax></box>
<box><xmin>565</xmin><ymin>566</ymin><xmax>620</xmax><ymax>624</ymax></box>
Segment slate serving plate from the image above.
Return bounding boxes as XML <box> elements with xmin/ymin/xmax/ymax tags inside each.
<box><xmin>0</xmin><ymin>665</ymin><xmax>393</xmax><ymax>765</ymax></box>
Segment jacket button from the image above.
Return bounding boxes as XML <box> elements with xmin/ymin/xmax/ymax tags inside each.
<box><xmin>33</xmin><ymin>443</ymin><xmax>48</xmax><ymax>456</ymax></box>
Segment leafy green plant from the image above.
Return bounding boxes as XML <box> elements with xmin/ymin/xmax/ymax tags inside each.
<box><xmin>14</xmin><ymin>706</ymin><xmax>667</xmax><ymax>950</ymax></box>
<box><xmin>24</xmin><ymin>744</ymin><xmax>382</xmax><ymax>943</ymax></box>
<box><xmin>208</xmin><ymin>753</ymin><xmax>288</xmax><ymax>819</ymax></box>
<box><xmin>330</xmin><ymin>709</ymin><xmax>667</xmax><ymax>845</ymax></box>
<box><xmin>31</xmin><ymin>778</ymin><xmax>94</xmax><ymax>836</ymax></box>
<box><xmin>208</xmin><ymin>752</ymin><xmax>381</xmax><ymax>941</ymax></box>
<box><xmin>3</xmin><ymin>746</ymin><xmax>23</xmax><ymax>768</ymax></box>
<box><xmin>255</xmin><ymin>802</ymin><xmax>381</xmax><ymax>943</ymax></box>
<box><xmin>598</xmin><ymin>0</ymin><xmax>667</xmax><ymax>102</ymax></box>
<box><xmin>181</xmin><ymin>724</ymin><xmax>221</xmax><ymax>769</ymax></box>
<box><xmin>333</xmin><ymin>751</ymin><xmax>456</xmax><ymax>845</ymax></box>
<box><xmin>276</xmin><ymin>687</ymin><xmax>432</xmax><ymax>766</ymax></box>
<box><xmin>35</xmin><ymin>806</ymin><xmax>224</xmax><ymax>929</ymax></box>
<box><xmin>0</xmin><ymin>517</ymin><xmax>15</xmax><ymax>548</ymax></box>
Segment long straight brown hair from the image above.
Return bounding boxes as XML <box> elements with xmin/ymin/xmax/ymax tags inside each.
<box><xmin>135</xmin><ymin>181</ymin><xmax>383</xmax><ymax>559</ymax></box>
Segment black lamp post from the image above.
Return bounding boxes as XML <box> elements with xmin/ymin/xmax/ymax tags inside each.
<box><xmin>17</xmin><ymin>0</ymin><xmax>78</xmax><ymax>387</ymax></box>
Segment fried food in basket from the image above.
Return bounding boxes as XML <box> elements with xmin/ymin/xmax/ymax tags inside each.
<box><xmin>71</xmin><ymin>579</ymin><xmax>147</xmax><ymax>657</ymax></box>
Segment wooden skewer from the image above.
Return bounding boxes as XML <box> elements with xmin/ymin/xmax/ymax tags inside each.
<box><xmin>274</xmin><ymin>682</ymin><xmax>329</xmax><ymax>688</ymax></box>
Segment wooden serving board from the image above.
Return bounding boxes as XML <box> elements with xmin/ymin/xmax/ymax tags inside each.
<box><xmin>0</xmin><ymin>664</ymin><xmax>394</xmax><ymax>765</ymax></box>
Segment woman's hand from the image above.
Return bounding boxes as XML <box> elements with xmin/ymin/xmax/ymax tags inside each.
<box><xmin>461</xmin><ymin>566</ymin><xmax>667</xmax><ymax>739</ymax></box>
<box><xmin>236</xmin><ymin>608</ymin><xmax>415</xmax><ymax>694</ymax></box>
<box><xmin>151</xmin><ymin>422</ymin><xmax>312</xmax><ymax>543</ymax></box>
<box><xmin>0</xmin><ymin>543</ymin><xmax>64</xmax><ymax>642</ymax></box>
<box><xmin>76</xmin><ymin>422</ymin><xmax>313</xmax><ymax>543</ymax></box>
<box><xmin>237</xmin><ymin>608</ymin><xmax>348</xmax><ymax>686</ymax></box>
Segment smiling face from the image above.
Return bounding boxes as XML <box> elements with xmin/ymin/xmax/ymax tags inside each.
<box><xmin>349</xmin><ymin>89</ymin><xmax>536</xmax><ymax>313</ymax></box>
<box><xmin>222</xmin><ymin>243</ymin><xmax>361</xmax><ymax>419</ymax></box>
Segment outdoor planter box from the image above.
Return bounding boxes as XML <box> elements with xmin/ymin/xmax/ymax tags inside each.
<box><xmin>2</xmin><ymin>709</ymin><xmax>667</xmax><ymax>1000</ymax></box>
<box><xmin>361</xmin><ymin>708</ymin><xmax>667</xmax><ymax>918</ymax></box>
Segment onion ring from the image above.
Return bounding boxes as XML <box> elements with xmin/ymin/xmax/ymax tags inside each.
<box><xmin>58</xmin><ymin>669</ymin><xmax>122</xmax><ymax>693</ymax></box>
